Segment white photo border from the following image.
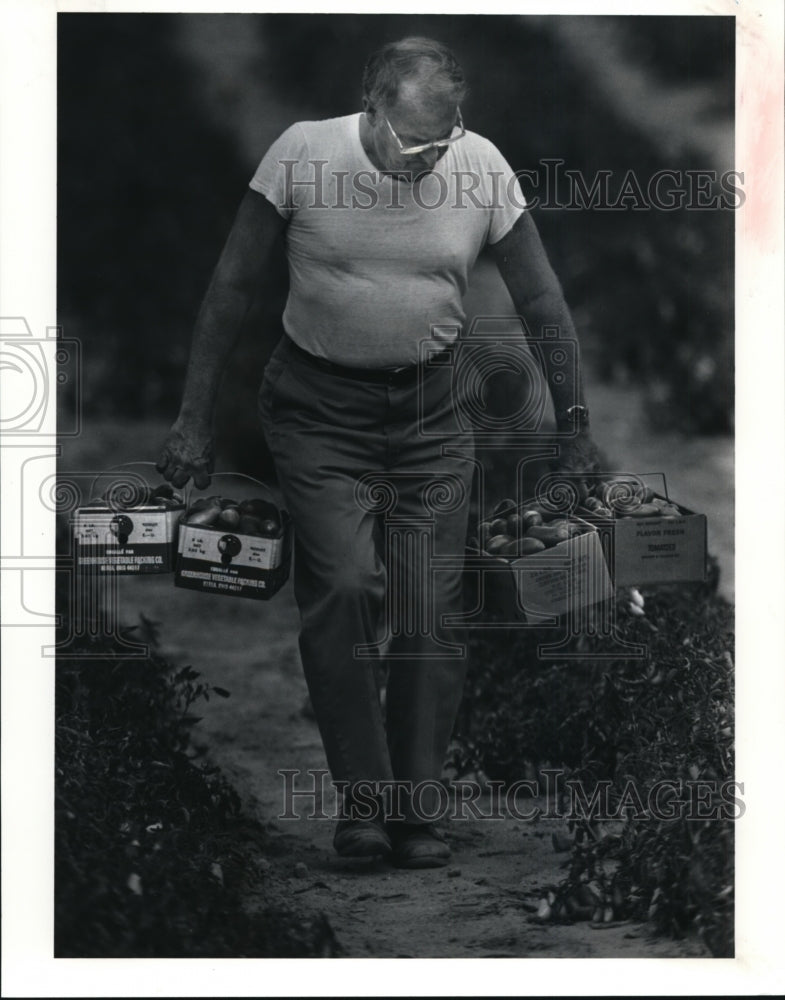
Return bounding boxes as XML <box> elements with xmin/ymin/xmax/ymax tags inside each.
<box><xmin>1</xmin><ymin>0</ymin><xmax>783</xmax><ymax>996</ymax></box>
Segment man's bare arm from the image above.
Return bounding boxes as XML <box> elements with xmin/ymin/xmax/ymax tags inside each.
<box><xmin>157</xmin><ymin>190</ymin><xmax>287</xmax><ymax>488</ymax></box>
<box><xmin>488</xmin><ymin>212</ymin><xmax>599</xmax><ymax>487</ymax></box>
<box><xmin>488</xmin><ymin>211</ymin><xmax>587</xmax><ymax>428</ymax></box>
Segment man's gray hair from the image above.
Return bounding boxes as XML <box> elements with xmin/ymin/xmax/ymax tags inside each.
<box><xmin>362</xmin><ymin>37</ymin><xmax>467</xmax><ymax>110</ymax></box>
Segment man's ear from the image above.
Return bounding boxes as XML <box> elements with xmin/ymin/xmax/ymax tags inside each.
<box><xmin>362</xmin><ymin>96</ymin><xmax>376</xmax><ymax>122</ymax></box>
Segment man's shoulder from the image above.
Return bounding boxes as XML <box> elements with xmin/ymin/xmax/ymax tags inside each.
<box><xmin>286</xmin><ymin>114</ymin><xmax>358</xmax><ymax>143</ymax></box>
<box><xmin>456</xmin><ymin>128</ymin><xmax>507</xmax><ymax>163</ymax></box>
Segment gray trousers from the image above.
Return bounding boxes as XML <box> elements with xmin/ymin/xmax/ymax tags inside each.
<box><xmin>259</xmin><ymin>336</ymin><xmax>475</xmax><ymax>822</ymax></box>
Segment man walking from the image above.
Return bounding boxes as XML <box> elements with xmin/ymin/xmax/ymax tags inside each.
<box><xmin>157</xmin><ymin>37</ymin><xmax>598</xmax><ymax>868</ymax></box>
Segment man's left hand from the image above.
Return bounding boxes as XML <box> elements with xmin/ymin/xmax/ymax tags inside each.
<box><xmin>552</xmin><ymin>428</ymin><xmax>602</xmax><ymax>503</ymax></box>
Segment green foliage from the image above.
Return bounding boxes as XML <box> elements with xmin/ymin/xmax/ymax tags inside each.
<box><xmin>55</xmin><ymin>619</ymin><xmax>339</xmax><ymax>957</ymax></box>
<box><xmin>455</xmin><ymin>583</ymin><xmax>735</xmax><ymax>956</ymax></box>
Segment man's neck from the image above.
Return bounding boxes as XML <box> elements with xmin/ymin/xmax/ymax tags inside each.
<box><xmin>358</xmin><ymin>112</ymin><xmax>385</xmax><ymax>172</ymax></box>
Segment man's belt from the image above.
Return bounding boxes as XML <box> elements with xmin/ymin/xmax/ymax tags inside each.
<box><xmin>284</xmin><ymin>335</ymin><xmax>451</xmax><ymax>387</ymax></box>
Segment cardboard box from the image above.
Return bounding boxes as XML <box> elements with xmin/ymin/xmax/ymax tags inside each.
<box><xmin>73</xmin><ymin>502</ymin><xmax>184</xmax><ymax>574</ymax></box>
<box><xmin>174</xmin><ymin>517</ymin><xmax>292</xmax><ymax>600</ymax></box>
<box><xmin>580</xmin><ymin>494</ymin><xmax>707</xmax><ymax>587</ymax></box>
<box><xmin>475</xmin><ymin>517</ymin><xmax>613</xmax><ymax>622</ymax></box>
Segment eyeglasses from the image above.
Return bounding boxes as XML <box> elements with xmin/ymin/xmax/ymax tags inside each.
<box><xmin>384</xmin><ymin>107</ymin><xmax>466</xmax><ymax>156</ymax></box>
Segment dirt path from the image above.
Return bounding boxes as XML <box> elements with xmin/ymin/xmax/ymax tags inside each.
<box><xmin>112</xmin><ymin>567</ymin><xmax>707</xmax><ymax>959</ymax></box>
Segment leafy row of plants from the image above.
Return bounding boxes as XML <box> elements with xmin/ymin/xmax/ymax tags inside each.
<box><xmin>55</xmin><ymin>616</ymin><xmax>339</xmax><ymax>957</ymax></box>
<box><xmin>453</xmin><ymin>577</ymin><xmax>735</xmax><ymax>956</ymax></box>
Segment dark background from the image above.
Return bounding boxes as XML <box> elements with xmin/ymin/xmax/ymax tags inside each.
<box><xmin>57</xmin><ymin>13</ymin><xmax>735</xmax><ymax>478</ymax></box>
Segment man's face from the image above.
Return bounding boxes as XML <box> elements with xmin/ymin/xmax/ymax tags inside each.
<box><xmin>367</xmin><ymin>81</ymin><xmax>459</xmax><ymax>183</ymax></box>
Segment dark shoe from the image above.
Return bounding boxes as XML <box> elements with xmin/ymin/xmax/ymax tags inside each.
<box><xmin>333</xmin><ymin>819</ymin><xmax>392</xmax><ymax>858</ymax></box>
<box><xmin>389</xmin><ymin>822</ymin><xmax>451</xmax><ymax>869</ymax></box>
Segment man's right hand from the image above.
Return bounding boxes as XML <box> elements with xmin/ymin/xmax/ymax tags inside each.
<box><xmin>156</xmin><ymin>417</ymin><xmax>215</xmax><ymax>489</ymax></box>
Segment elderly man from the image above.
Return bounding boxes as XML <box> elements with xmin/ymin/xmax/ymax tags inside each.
<box><xmin>157</xmin><ymin>37</ymin><xmax>598</xmax><ymax>868</ymax></box>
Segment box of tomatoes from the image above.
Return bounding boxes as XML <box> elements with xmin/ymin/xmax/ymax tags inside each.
<box><xmin>73</xmin><ymin>479</ymin><xmax>185</xmax><ymax>574</ymax></box>
<box><xmin>174</xmin><ymin>490</ymin><xmax>292</xmax><ymax>600</ymax></box>
<box><xmin>576</xmin><ymin>476</ymin><xmax>707</xmax><ymax>587</ymax></box>
<box><xmin>465</xmin><ymin>498</ymin><xmax>613</xmax><ymax>622</ymax></box>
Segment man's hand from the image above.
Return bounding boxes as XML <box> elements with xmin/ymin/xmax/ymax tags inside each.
<box><xmin>552</xmin><ymin>428</ymin><xmax>602</xmax><ymax>503</ymax></box>
<box><xmin>156</xmin><ymin>418</ymin><xmax>215</xmax><ymax>489</ymax></box>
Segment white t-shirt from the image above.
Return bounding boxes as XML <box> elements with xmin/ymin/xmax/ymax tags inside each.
<box><xmin>250</xmin><ymin>113</ymin><xmax>525</xmax><ymax>367</ymax></box>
